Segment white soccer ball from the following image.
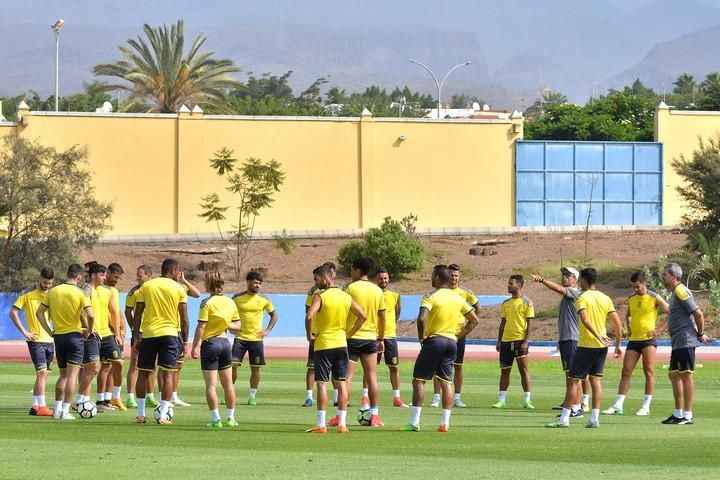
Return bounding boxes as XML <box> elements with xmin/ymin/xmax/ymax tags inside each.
<box><xmin>77</xmin><ymin>401</ymin><xmax>97</xmax><ymax>419</ymax></box>
<box><xmin>153</xmin><ymin>404</ymin><xmax>174</xmax><ymax>423</ymax></box>
<box><xmin>357</xmin><ymin>407</ymin><xmax>372</xmax><ymax>426</ymax></box>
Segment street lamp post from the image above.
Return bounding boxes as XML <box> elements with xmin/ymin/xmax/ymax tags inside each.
<box><xmin>409</xmin><ymin>59</ymin><xmax>471</xmax><ymax>119</ymax></box>
<box><xmin>51</xmin><ymin>19</ymin><xmax>65</xmax><ymax>112</ymax></box>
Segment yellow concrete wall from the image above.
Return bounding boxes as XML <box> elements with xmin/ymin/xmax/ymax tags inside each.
<box><xmin>4</xmin><ymin>108</ymin><xmax>521</xmax><ymax>236</ymax></box>
<box><xmin>655</xmin><ymin>107</ymin><xmax>720</xmax><ymax>225</ymax></box>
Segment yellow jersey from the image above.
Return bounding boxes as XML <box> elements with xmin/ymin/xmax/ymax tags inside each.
<box><xmin>91</xmin><ymin>285</ymin><xmax>114</xmax><ymax>338</ymax></box>
<box><xmin>232</xmin><ymin>292</ymin><xmax>275</xmax><ymax>341</ymax></box>
<box><xmin>451</xmin><ymin>287</ymin><xmax>479</xmax><ymax>334</ymax></box>
<box><xmin>576</xmin><ymin>289</ymin><xmax>616</xmax><ymax>348</ymax></box>
<box><xmin>382</xmin><ymin>290</ymin><xmax>401</xmax><ymax>338</ymax></box>
<box><xmin>628</xmin><ymin>291</ymin><xmax>660</xmax><ymax>341</ymax></box>
<box><xmin>13</xmin><ymin>288</ymin><xmax>53</xmax><ymax>343</ymax></box>
<box><xmin>41</xmin><ymin>283</ymin><xmax>91</xmax><ymax>335</ymax></box>
<box><xmin>420</xmin><ymin>288</ymin><xmax>473</xmax><ymax>340</ymax></box>
<box><xmin>136</xmin><ymin>277</ymin><xmax>188</xmax><ymax>338</ymax></box>
<box><xmin>500</xmin><ymin>296</ymin><xmax>534</xmax><ymax>342</ymax></box>
<box><xmin>199</xmin><ymin>294</ymin><xmax>240</xmax><ymax>340</ymax></box>
<box><xmin>306</xmin><ymin>286</ymin><xmax>322</xmax><ymax>335</ymax></box>
<box><xmin>313</xmin><ymin>287</ymin><xmax>352</xmax><ymax>351</ymax></box>
<box><xmin>345</xmin><ymin>280</ymin><xmax>386</xmax><ymax>340</ymax></box>
<box><xmin>125</xmin><ymin>284</ymin><xmax>143</xmax><ymax>332</ymax></box>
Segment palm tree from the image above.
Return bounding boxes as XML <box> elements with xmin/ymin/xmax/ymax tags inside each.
<box><xmin>542</xmin><ymin>90</ymin><xmax>568</xmax><ymax>105</ymax></box>
<box><xmin>93</xmin><ymin>20</ymin><xmax>241</xmax><ymax>113</ymax></box>
<box><xmin>701</xmin><ymin>72</ymin><xmax>720</xmax><ymax>92</ymax></box>
<box><xmin>673</xmin><ymin>73</ymin><xmax>696</xmax><ymax>95</ymax></box>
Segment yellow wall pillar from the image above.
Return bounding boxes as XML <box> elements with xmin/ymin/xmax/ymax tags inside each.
<box><xmin>176</xmin><ymin>105</ymin><xmax>206</xmax><ymax>234</ymax></box>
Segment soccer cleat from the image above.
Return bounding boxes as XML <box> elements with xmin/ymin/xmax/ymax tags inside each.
<box><xmin>453</xmin><ymin>398</ymin><xmax>467</xmax><ymax>408</ymax></box>
<box><xmin>545</xmin><ymin>420</ymin><xmax>569</xmax><ymax>428</ymax></box>
<box><xmin>247</xmin><ymin>397</ymin><xmax>257</xmax><ymax>406</ymax></box>
<box><xmin>59</xmin><ymin>412</ymin><xmax>76</xmax><ymax>420</ymax></box>
<box><xmin>126</xmin><ymin>397</ymin><xmax>138</xmax><ymax>408</ymax></box>
<box><xmin>333</xmin><ymin>400</ymin><xmax>339</xmax><ymax>407</ymax></box>
<box><xmin>369</xmin><ymin>415</ymin><xmax>384</xmax><ymax>427</ymax></box>
<box><xmin>585</xmin><ymin>420</ymin><xmax>600</xmax><ymax>428</ymax></box>
<box><xmin>173</xmin><ymin>398</ymin><xmax>191</xmax><ymax>407</ymax></box>
<box><xmin>678</xmin><ymin>417</ymin><xmax>694</xmax><ymax>425</ymax></box>
<box><xmin>491</xmin><ymin>400</ymin><xmax>507</xmax><ymax>409</ymax></box>
<box><xmin>224</xmin><ymin>418</ymin><xmax>239</xmax><ymax>427</ymax></box>
<box><xmin>601</xmin><ymin>406</ymin><xmax>623</xmax><ymax>415</ymax></box>
<box><xmin>72</xmin><ymin>402</ymin><xmax>79</xmax><ymax>413</ymax></box>
<box><xmin>661</xmin><ymin>415</ymin><xmax>683</xmax><ymax>425</ymax></box>
<box><xmin>437</xmin><ymin>424</ymin><xmax>449</xmax><ymax>433</ymax></box>
<box><xmin>53</xmin><ymin>410</ymin><xmax>62</xmax><ymax>419</ymax></box>
<box><xmin>145</xmin><ymin>396</ymin><xmax>159</xmax><ymax>408</ymax></box>
<box><xmin>110</xmin><ymin>399</ymin><xmax>128</xmax><ymax>411</ymax></box>
<box><xmin>302</xmin><ymin>398</ymin><xmax>313</xmax><ymax>407</ymax></box>
<box><xmin>430</xmin><ymin>399</ymin><xmax>440</xmax><ymax>408</ymax></box>
<box><xmin>29</xmin><ymin>406</ymin><xmax>39</xmax><ymax>416</ymax></box>
<box><xmin>327</xmin><ymin>415</ymin><xmax>340</xmax><ymax>427</ymax></box>
<box><xmin>556</xmin><ymin>409</ymin><xmax>583</xmax><ymax>418</ymax></box>
<box><xmin>36</xmin><ymin>406</ymin><xmax>53</xmax><ymax>417</ymax></box>
<box><xmin>337</xmin><ymin>425</ymin><xmax>350</xmax><ymax>433</ymax></box>
<box><xmin>523</xmin><ymin>400</ymin><xmax>535</xmax><ymax>410</ymax></box>
<box><xmin>551</xmin><ymin>403</ymin><xmax>564</xmax><ymax>410</ymax></box>
<box><xmin>157</xmin><ymin>417</ymin><xmax>172</xmax><ymax>425</ymax></box>
<box><xmin>305</xmin><ymin>426</ymin><xmax>327</xmax><ymax>433</ymax></box>
<box><xmin>207</xmin><ymin>420</ymin><xmax>223</xmax><ymax>429</ymax></box>
<box><xmin>393</xmin><ymin>398</ymin><xmax>410</xmax><ymax>408</ymax></box>
<box><xmin>635</xmin><ymin>407</ymin><xmax>650</xmax><ymax>416</ymax></box>
<box><xmin>134</xmin><ymin>416</ymin><xmax>147</xmax><ymax>424</ymax></box>
<box><xmin>398</xmin><ymin>423</ymin><xmax>420</xmax><ymax>432</ymax></box>
<box><xmin>581</xmin><ymin>403</ymin><xmax>590</xmax><ymax>413</ymax></box>
<box><xmin>98</xmin><ymin>403</ymin><xmax>117</xmax><ymax>412</ymax></box>
<box><xmin>360</xmin><ymin>396</ymin><xmax>370</xmax><ymax>409</ymax></box>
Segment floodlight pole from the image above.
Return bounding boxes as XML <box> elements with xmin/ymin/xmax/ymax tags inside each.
<box><xmin>409</xmin><ymin>59</ymin><xmax>471</xmax><ymax>119</ymax></box>
<box><xmin>51</xmin><ymin>19</ymin><xmax>65</xmax><ymax>112</ymax></box>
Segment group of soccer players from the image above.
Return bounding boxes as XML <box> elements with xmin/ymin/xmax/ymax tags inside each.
<box><xmin>9</xmin><ymin>252</ymin><xmax>712</xmax><ymax>431</ymax></box>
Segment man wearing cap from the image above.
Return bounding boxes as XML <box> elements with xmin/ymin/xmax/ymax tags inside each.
<box><xmin>531</xmin><ymin>267</ymin><xmax>590</xmax><ymax>415</ymax></box>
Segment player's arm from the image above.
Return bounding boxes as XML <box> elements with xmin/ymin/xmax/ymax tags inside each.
<box><xmin>180</xmin><ymin>272</ymin><xmax>201</xmax><ymax>298</ymax></box>
<box><xmin>496</xmin><ymin>318</ymin><xmax>506</xmax><ymax>352</ymax></box>
<box><xmin>346</xmin><ymin>300</ymin><xmax>366</xmax><ymax>338</ymax></box>
<box><xmin>178</xmin><ymin>302</ymin><xmax>189</xmax><ymax>343</ymax></box>
<box><xmin>10</xmin><ymin>306</ymin><xmax>37</xmax><ymax>341</ymax></box>
<box><xmin>134</xmin><ymin>302</ymin><xmax>145</xmax><ymax>336</ymax></box>
<box><xmin>125</xmin><ymin>306</ymin><xmax>136</xmax><ymax>334</ymax></box>
<box><xmin>305</xmin><ymin>294</ymin><xmax>321</xmax><ymax>343</ymax></box>
<box><xmin>36</xmin><ymin>304</ymin><xmax>53</xmax><ymax>337</ymax></box>
<box><xmin>376</xmin><ymin>308</ymin><xmax>386</xmax><ymax>353</ymax></box>
<box><xmin>109</xmin><ymin>295</ymin><xmax>123</xmax><ymax>345</ymax></box>
<box><xmin>261</xmin><ymin>310</ymin><xmax>278</xmax><ymax>338</ymax></box>
<box><xmin>609</xmin><ymin>311</ymin><xmax>623</xmax><ymax>357</ymax></box>
<box><xmin>693</xmin><ymin>309</ymin><xmax>712</xmax><ymax>344</ymax></box>
<box><xmin>530</xmin><ymin>274</ymin><xmax>566</xmax><ymax>295</ymax></box>
<box><xmin>395</xmin><ymin>295</ymin><xmax>401</xmax><ymax>321</ymax></box>
<box><xmin>416</xmin><ymin>307</ymin><xmax>428</xmax><ymax>342</ymax></box>
<box><xmin>578</xmin><ymin>308</ymin><xmax>608</xmax><ymax>345</ymax></box>
<box><xmin>522</xmin><ymin>318</ymin><xmax>532</xmax><ymax>348</ymax></box>
<box><xmin>458</xmin><ymin>309</ymin><xmax>479</xmax><ymax>339</ymax></box>
<box><xmin>191</xmin><ymin>321</ymin><xmax>206</xmax><ymax>359</ymax></box>
<box><xmin>624</xmin><ymin>302</ymin><xmax>632</xmax><ymax>339</ymax></box>
<box><xmin>651</xmin><ymin>295</ymin><xmax>670</xmax><ymax>337</ymax></box>
<box><xmin>83</xmin><ymin>306</ymin><xmax>95</xmax><ymax>338</ymax></box>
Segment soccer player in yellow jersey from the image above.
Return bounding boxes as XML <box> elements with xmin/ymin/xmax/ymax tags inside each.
<box><xmin>548</xmin><ymin>268</ymin><xmax>622</xmax><ymax>429</ymax></box>
<box><xmin>400</xmin><ymin>265</ymin><xmax>478</xmax><ymax>432</ymax></box>
<box><xmin>191</xmin><ymin>271</ymin><xmax>242</xmax><ymax>428</ymax></box>
<box><xmin>133</xmin><ymin>258</ymin><xmax>189</xmax><ymax>425</ymax></box>
<box><xmin>169</xmin><ymin>270</ymin><xmax>200</xmax><ymax>407</ymax></box>
<box><xmin>375</xmin><ymin>268</ymin><xmax>408</xmax><ymax>407</ymax></box>
<box><xmin>232</xmin><ymin>270</ymin><xmax>278</xmax><ymax>405</ymax></box>
<box><xmin>493</xmin><ymin>275</ymin><xmax>535</xmax><ymax>409</ymax></box>
<box><xmin>305</xmin><ymin>264</ymin><xmax>366</xmax><ymax>433</ymax></box>
<box><xmin>603</xmin><ymin>271</ymin><xmax>669</xmax><ymax>416</ymax></box>
<box><xmin>124</xmin><ymin>265</ymin><xmax>157</xmax><ymax>408</ymax></box>
<box><xmin>37</xmin><ymin>264</ymin><xmax>94</xmax><ymax>420</ymax></box>
<box><xmin>431</xmin><ymin>264</ymin><xmax>480</xmax><ymax>408</ymax></box>
<box><xmin>9</xmin><ymin>267</ymin><xmax>55</xmax><ymax>416</ymax></box>
<box><xmin>339</xmin><ymin>256</ymin><xmax>386</xmax><ymax>428</ymax></box>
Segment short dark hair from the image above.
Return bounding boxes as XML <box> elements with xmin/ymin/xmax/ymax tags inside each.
<box><xmin>84</xmin><ymin>260</ymin><xmax>98</xmax><ymax>269</ymax></box>
<box><xmin>510</xmin><ymin>274</ymin><xmax>524</xmax><ymax>287</ymax></box>
<box><xmin>246</xmin><ymin>270</ymin><xmax>264</xmax><ymax>282</ymax></box>
<box><xmin>315</xmin><ymin>264</ymin><xmax>333</xmax><ymax>279</ymax></box>
<box><xmin>40</xmin><ymin>267</ymin><xmax>54</xmax><ymax>280</ymax></box>
<box><xmin>108</xmin><ymin>263</ymin><xmax>124</xmax><ymax>274</ymax></box>
<box><xmin>67</xmin><ymin>264</ymin><xmax>84</xmax><ymax>279</ymax></box>
<box><xmin>161</xmin><ymin>258</ymin><xmax>179</xmax><ymax>276</ymax></box>
<box><xmin>89</xmin><ymin>263</ymin><xmax>107</xmax><ymax>276</ymax></box>
<box><xmin>351</xmin><ymin>256</ymin><xmax>375</xmax><ymax>276</ymax></box>
<box><xmin>433</xmin><ymin>264</ymin><xmax>451</xmax><ymax>284</ymax></box>
<box><xmin>580</xmin><ymin>268</ymin><xmax>598</xmax><ymax>285</ymax></box>
<box><xmin>448</xmin><ymin>264</ymin><xmax>461</xmax><ymax>272</ymax></box>
<box><xmin>630</xmin><ymin>271</ymin><xmax>646</xmax><ymax>283</ymax></box>
<box><xmin>322</xmin><ymin>261</ymin><xmax>336</xmax><ymax>271</ymax></box>
<box><xmin>375</xmin><ymin>267</ymin><xmax>388</xmax><ymax>276</ymax></box>
<box><xmin>137</xmin><ymin>264</ymin><xmax>153</xmax><ymax>275</ymax></box>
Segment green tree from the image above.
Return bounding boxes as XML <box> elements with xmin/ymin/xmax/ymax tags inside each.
<box><xmin>448</xmin><ymin>93</ymin><xmax>483</xmax><ymax>109</ymax></box>
<box><xmin>199</xmin><ymin>148</ymin><xmax>285</xmax><ymax>279</ymax></box>
<box><xmin>698</xmin><ymin>72</ymin><xmax>720</xmax><ymax>110</ymax></box>
<box><xmin>673</xmin><ymin>73</ymin><xmax>697</xmax><ymax>95</ymax></box>
<box><xmin>0</xmin><ymin>137</ymin><xmax>112</xmax><ymax>291</ymax></box>
<box><xmin>93</xmin><ymin>19</ymin><xmax>241</xmax><ymax>113</ymax></box>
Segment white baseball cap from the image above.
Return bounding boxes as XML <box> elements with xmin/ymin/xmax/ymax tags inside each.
<box><xmin>560</xmin><ymin>266</ymin><xmax>579</xmax><ymax>278</ymax></box>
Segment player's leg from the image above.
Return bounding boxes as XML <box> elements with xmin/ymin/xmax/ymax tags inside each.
<box><xmin>431</xmin><ymin>377</ymin><xmax>441</xmax><ymax>407</ymax></box>
<box><xmin>29</xmin><ymin>343</ymin><xmax>53</xmax><ymax>415</ymax></box>
<box><xmin>230</xmin><ymin>338</ymin><xmax>246</xmax><ymax>385</ymax></box>
<box><xmin>676</xmin><ymin>347</ymin><xmax>696</xmax><ymax>424</ymax></box>
<box><xmin>110</xmin><ymin>359</ymin><xmax>126</xmax><ymax>410</ymax></box>
<box><xmin>549</xmin><ymin>347</ymin><xmax>591</xmax><ymax>427</ymax></box>
<box><xmin>493</xmin><ymin>342</ymin><xmax>512</xmax><ymax>408</ymax></box>
<box><xmin>247</xmin><ymin>342</ymin><xmax>265</xmax><ymax>405</ymax></box>
<box><xmin>126</xmin><ymin>337</ymin><xmax>139</xmax><ymax>406</ymax></box>
<box><xmin>516</xmin><ymin>353</ymin><xmax>534</xmax><ymax>409</ymax></box>
<box><xmin>361</xmin><ymin>351</ymin><xmax>382</xmax><ymax>426</ymax></box>
<box><xmin>606</xmin><ymin>347</ymin><xmax>640</xmax><ymax>414</ymax></box>
<box><xmin>436</xmin><ymin>338</ymin><xmax>456</xmax><ymax>431</ymax></box>
<box><xmin>133</xmin><ymin>337</ymin><xmax>157</xmax><ymax>422</ymax></box>
<box><xmin>77</xmin><ymin>336</ymin><xmax>101</xmax><ymax>405</ymax></box>
<box><xmin>636</xmin><ymin>344</ymin><xmax>656</xmax><ymax>415</ymax></box>
<box><xmin>307</xmin><ymin>348</ymin><xmax>332</xmax><ymax>432</ymax></box>
<box><xmin>202</xmin><ymin>370</ymin><xmax>220</xmax><ymax>426</ymax></box>
<box><xmin>334</xmin><ymin>350</ymin><xmax>350</xmax><ymax>432</ymax></box>
<box><xmin>452</xmin><ymin>338</ymin><xmax>466</xmax><ymax>407</ymax></box>
<box><xmin>345</xmin><ymin>359</ymin><xmax>357</xmax><ymax>405</ymax></box>
<box><xmin>61</xmin><ymin>364</ymin><xmax>82</xmax><ymax>419</ymax></box>
<box><xmin>303</xmin><ymin>343</ymin><xmax>315</xmax><ymax>406</ymax></box>
<box><xmin>585</xmin><ymin>349</ymin><xmax>608</xmax><ymax>427</ymax></box>
<box><xmin>171</xmin><ymin>336</ymin><xmax>190</xmax><ymax>407</ymax></box>
<box><xmin>403</xmin><ymin>338</ymin><xmax>439</xmax><ymax>430</ymax></box>
<box><xmin>54</xmin><ymin>368</ymin><xmax>67</xmax><ymax>416</ymax></box>
<box><xmin>96</xmin><ymin>362</ymin><xmax>111</xmax><ymax>409</ymax></box>
<box><xmin>219</xmin><ymin>368</ymin><xmax>237</xmax><ymax>425</ymax></box>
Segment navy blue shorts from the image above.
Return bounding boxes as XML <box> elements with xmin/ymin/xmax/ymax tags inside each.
<box><xmin>569</xmin><ymin>347</ymin><xmax>607</xmax><ymax>379</ymax></box>
<box><xmin>176</xmin><ymin>335</ymin><xmax>186</xmax><ymax>363</ymax></box>
<box><xmin>377</xmin><ymin>338</ymin><xmax>400</xmax><ymax>366</ymax></box>
<box><xmin>232</xmin><ymin>339</ymin><xmax>265</xmax><ymax>366</ymax></box>
<box><xmin>558</xmin><ymin>340</ymin><xmax>577</xmax><ymax>372</ymax></box>
<box><xmin>100</xmin><ymin>336</ymin><xmax>124</xmax><ymax>362</ymax></box>
<box><xmin>307</xmin><ymin>342</ymin><xmax>315</xmax><ymax>368</ymax></box>
<box><xmin>499</xmin><ymin>340</ymin><xmax>529</xmax><ymax>368</ymax></box>
<box><xmin>626</xmin><ymin>339</ymin><xmax>657</xmax><ymax>353</ymax></box>
<box><xmin>201</xmin><ymin>336</ymin><xmax>233</xmax><ymax>371</ymax></box>
<box><xmin>413</xmin><ymin>336</ymin><xmax>457</xmax><ymax>383</ymax></box>
<box><xmin>138</xmin><ymin>335</ymin><xmax>179</xmax><ymax>371</ymax></box>
<box><xmin>313</xmin><ymin>347</ymin><xmax>348</xmax><ymax>383</ymax></box>
<box><xmin>54</xmin><ymin>333</ymin><xmax>84</xmax><ymax>369</ymax></box>
<box><xmin>28</xmin><ymin>342</ymin><xmax>54</xmax><ymax>371</ymax></box>
<box><xmin>348</xmin><ymin>338</ymin><xmax>378</xmax><ymax>362</ymax></box>
<box><xmin>454</xmin><ymin>337</ymin><xmax>466</xmax><ymax>365</ymax></box>
<box><xmin>669</xmin><ymin>347</ymin><xmax>695</xmax><ymax>373</ymax></box>
<box><xmin>83</xmin><ymin>335</ymin><xmax>101</xmax><ymax>364</ymax></box>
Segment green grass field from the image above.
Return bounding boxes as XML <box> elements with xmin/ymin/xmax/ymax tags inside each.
<box><xmin>1</xmin><ymin>359</ymin><xmax>719</xmax><ymax>479</ymax></box>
